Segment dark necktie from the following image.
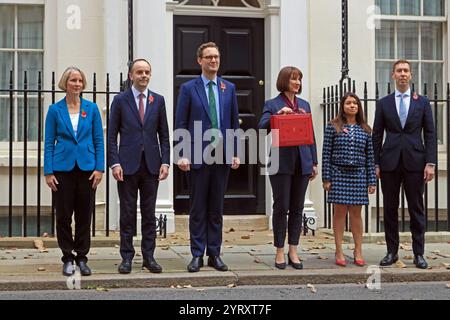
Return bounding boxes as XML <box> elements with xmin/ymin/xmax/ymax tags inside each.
<box><xmin>208</xmin><ymin>81</ymin><xmax>218</xmax><ymax>129</ymax></box>
<box><xmin>139</xmin><ymin>93</ymin><xmax>145</xmax><ymax>123</ymax></box>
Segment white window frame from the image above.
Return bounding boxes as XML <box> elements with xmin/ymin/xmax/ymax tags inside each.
<box><xmin>375</xmin><ymin>0</ymin><xmax>448</xmax><ymax>150</ymax></box>
<box><xmin>0</xmin><ymin>0</ymin><xmax>45</xmax><ymax>153</ymax></box>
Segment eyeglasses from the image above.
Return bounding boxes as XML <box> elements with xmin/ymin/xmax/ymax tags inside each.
<box><xmin>202</xmin><ymin>55</ymin><xmax>220</xmax><ymax>61</ymax></box>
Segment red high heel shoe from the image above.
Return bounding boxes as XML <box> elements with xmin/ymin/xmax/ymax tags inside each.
<box><xmin>353</xmin><ymin>251</ymin><xmax>365</xmax><ymax>267</ymax></box>
<box><xmin>335</xmin><ymin>254</ymin><xmax>346</xmax><ymax>267</ymax></box>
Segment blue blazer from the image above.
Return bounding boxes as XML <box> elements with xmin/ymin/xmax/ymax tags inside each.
<box><xmin>108</xmin><ymin>88</ymin><xmax>170</xmax><ymax>176</ymax></box>
<box><xmin>372</xmin><ymin>93</ymin><xmax>436</xmax><ymax>172</ymax></box>
<box><xmin>175</xmin><ymin>76</ymin><xmax>240</xmax><ymax>169</ymax></box>
<box><xmin>258</xmin><ymin>94</ymin><xmax>318</xmax><ymax>175</ymax></box>
<box><xmin>322</xmin><ymin>124</ymin><xmax>376</xmax><ymax>186</ymax></box>
<box><xmin>44</xmin><ymin>97</ymin><xmax>104</xmax><ymax>175</ymax></box>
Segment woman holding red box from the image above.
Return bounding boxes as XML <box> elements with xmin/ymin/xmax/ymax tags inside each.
<box><xmin>258</xmin><ymin>66</ymin><xmax>318</xmax><ymax>270</ymax></box>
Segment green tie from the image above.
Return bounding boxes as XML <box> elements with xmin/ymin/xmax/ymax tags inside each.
<box><xmin>208</xmin><ymin>81</ymin><xmax>218</xmax><ymax>129</ymax></box>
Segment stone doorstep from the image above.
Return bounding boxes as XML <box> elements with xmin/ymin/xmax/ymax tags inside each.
<box><xmin>0</xmin><ymin>268</ymin><xmax>449</xmax><ymax>292</ymax></box>
<box><xmin>320</xmin><ymin>229</ymin><xmax>450</xmax><ymax>244</ymax></box>
<box><xmin>175</xmin><ymin>215</ymin><xmax>269</xmax><ymax>232</ymax></box>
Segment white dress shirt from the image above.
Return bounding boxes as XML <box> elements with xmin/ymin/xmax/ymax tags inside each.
<box><xmin>111</xmin><ymin>86</ymin><xmax>169</xmax><ymax>169</ymax></box>
<box><xmin>131</xmin><ymin>85</ymin><xmax>147</xmax><ymax>114</ymax></box>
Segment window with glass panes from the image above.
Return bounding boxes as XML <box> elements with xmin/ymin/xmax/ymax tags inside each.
<box><xmin>0</xmin><ymin>4</ymin><xmax>44</xmax><ymax>142</ymax></box>
<box><xmin>375</xmin><ymin>0</ymin><xmax>445</xmax><ymax>144</ymax></box>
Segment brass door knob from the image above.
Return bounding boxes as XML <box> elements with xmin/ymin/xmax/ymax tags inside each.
<box><xmin>259</xmin><ymin>80</ymin><xmax>264</xmax><ymax>86</ymax></box>
<box><xmin>239</xmin><ymin>118</ymin><xmax>243</xmax><ymax>125</ymax></box>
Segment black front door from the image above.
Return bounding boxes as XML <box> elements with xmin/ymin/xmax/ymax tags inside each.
<box><xmin>173</xmin><ymin>16</ymin><xmax>265</xmax><ymax>215</ymax></box>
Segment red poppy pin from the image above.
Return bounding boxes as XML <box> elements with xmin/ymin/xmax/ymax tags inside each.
<box><xmin>413</xmin><ymin>93</ymin><xmax>419</xmax><ymax>100</ymax></box>
<box><xmin>81</xmin><ymin>109</ymin><xmax>87</xmax><ymax>118</ymax></box>
<box><xmin>148</xmin><ymin>94</ymin><xmax>154</xmax><ymax>104</ymax></box>
<box><xmin>342</xmin><ymin>128</ymin><xmax>349</xmax><ymax>134</ymax></box>
<box><xmin>220</xmin><ymin>82</ymin><xmax>227</xmax><ymax>92</ymax></box>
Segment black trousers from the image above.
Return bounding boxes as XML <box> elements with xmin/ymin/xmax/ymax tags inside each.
<box><xmin>381</xmin><ymin>162</ymin><xmax>426</xmax><ymax>255</ymax></box>
<box><xmin>269</xmin><ymin>166</ymin><xmax>310</xmax><ymax>249</ymax></box>
<box><xmin>118</xmin><ymin>155</ymin><xmax>159</xmax><ymax>261</ymax></box>
<box><xmin>54</xmin><ymin>165</ymin><xmax>94</xmax><ymax>264</ymax></box>
<box><xmin>188</xmin><ymin>164</ymin><xmax>230</xmax><ymax>257</ymax></box>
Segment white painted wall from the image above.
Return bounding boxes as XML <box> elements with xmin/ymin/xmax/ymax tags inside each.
<box><xmin>2</xmin><ymin>0</ymin><xmax>448</xmax><ymax>235</ymax></box>
<box><xmin>133</xmin><ymin>0</ymin><xmax>175</xmax><ymax>233</ymax></box>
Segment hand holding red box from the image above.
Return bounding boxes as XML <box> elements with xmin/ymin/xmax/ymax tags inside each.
<box><xmin>270</xmin><ymin>114</ymin><xmax>314</xmax><ymax>147</ymax></box>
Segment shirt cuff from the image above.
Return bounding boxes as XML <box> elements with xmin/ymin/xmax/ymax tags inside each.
<box><xmin>162</xmin><ymin>164</ymin><xmax>170</xmax><ymax>168</ymax></box>
<box><xmin>111</xmin><ymin>163</ymin><xmax>120</xmax><ymax>169</ymax></box>
<box><xmin>426</xmin><ymin>163</ymin><xmax>435</xmax><ymax>167</ymax></box>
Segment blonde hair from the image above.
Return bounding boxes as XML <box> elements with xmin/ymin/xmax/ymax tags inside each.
<box><xmin>58</xmin><ymin>67</ymin><xmax>87</xmax><ymax>91</ymax></box>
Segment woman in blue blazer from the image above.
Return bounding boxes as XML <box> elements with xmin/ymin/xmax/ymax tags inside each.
<box><xmin>44</xmin><ymin>67</ymin><xmax>104</xmax><ymax>276</ymax></box>
<box><xmin>259</xmin><ymin>66</ymin><xmax>318</xmax><ymax>270</ymax></box>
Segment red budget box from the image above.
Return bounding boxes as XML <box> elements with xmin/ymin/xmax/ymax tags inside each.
<box><xmin>270</xmin><ymin>114</ymin><xmax>314</xmax><ymax>147</ymax></box>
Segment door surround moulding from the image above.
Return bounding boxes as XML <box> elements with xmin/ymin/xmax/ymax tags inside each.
<box><xmin>166</xmin><ymin>1</ymin><xmax>279</xmax><ymax>18</ymax></box>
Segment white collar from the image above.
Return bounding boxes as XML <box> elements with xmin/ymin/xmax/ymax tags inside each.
<box><xmin>395</xmin><ymin>88</ymin><xmax>411</xmax><ymax>97</ymax></box>
<box><xmin>132</xmin><ymin>85</ymin><xmax>147</xmax><ymax>99</ymax></box>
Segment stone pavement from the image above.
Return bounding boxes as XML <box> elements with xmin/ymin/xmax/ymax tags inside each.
<box><xmin>0</xmin><ymin>230</ymin><xmax>449</xmax><ymax>291</ymax></box>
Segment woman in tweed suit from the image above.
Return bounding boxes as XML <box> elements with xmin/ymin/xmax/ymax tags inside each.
<box><xmin>322</xmin><ymin>92</ymin><xmax>376</xmax><ymax>267</ymax></box>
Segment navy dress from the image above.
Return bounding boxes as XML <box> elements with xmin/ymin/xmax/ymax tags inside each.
<box><xmin>322</xmin><ymin>124</ymin><xmax>376</xmax><ymax>205</ymax></box>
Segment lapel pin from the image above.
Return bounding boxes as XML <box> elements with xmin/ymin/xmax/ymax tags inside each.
<box><xmin>220</xmin><ymin>82</ymin><xmax>226</xmax><ymax>93</ymax></box>
<box><xmin>81</xmin><ymin>109</ymin><xmax>87</xmax><ymax>118</ymax></box>
<box><xmin>148</xmin><ymin>94</ymin><xmax>154</xmax><ymax>104</ymax></box>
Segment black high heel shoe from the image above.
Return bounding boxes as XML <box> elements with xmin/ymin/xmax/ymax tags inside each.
<box><xmin>288</xmin><ymin>254</ymin><xmax>303</xmax><ymax>270</ymax></box>
<box><xmin>274</xmin><ymin>255</ymin><xmax>286</xmax><ymax>269</ymax></box>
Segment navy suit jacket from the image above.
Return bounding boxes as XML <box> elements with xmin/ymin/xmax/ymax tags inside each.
<box><xmin>44</xmin><ymin>97</ymin><xmax>104</xmax><ymax>175</ymax></box>
<box><xmin>372</xmin><ymin>92</ymin><xmax>436</xmax><ymax>172</ymax></box>
<box><xmin>258</xmin><ymin>94</ymin><xmax>318</xmax><ymax>175</ymax></box>
<box><xmin>175</xmin><ymin>76</ymin><xmax>240</xmax><ymax>169</ymax></box>
<box><xmin>108</xmin><ymin>88</ymin><xmax>170</xmax><ymax>176</ymax></box>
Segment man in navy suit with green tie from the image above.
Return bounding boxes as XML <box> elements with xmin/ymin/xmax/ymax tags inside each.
<box><xmin>175</xmin><ymin>42</ymin><xmax>240</xmax><ymax>273</ymax></box>
<box><xmin>373</xmin><ymin>60</ymin><xmax>437</xmax><ymax>269</ymax></box>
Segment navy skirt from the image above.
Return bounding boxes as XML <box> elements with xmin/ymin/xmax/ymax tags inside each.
<box><xmin>327</xmin><ymin>165</ymin><xmax>369</xmax><ymax>205</ymax></box>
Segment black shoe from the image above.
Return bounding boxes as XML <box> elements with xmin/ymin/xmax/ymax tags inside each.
<box><xmin>142</xmin><ymin>257</ymin><xmax>163</xmax><ymax>273</ymax></box>
<box><xmin>288</xmin><ymin>254</ymin><xmax>303</xmax><ymax>270</ymax></box>
<box><xmin>413</xmin><ymin>255</ymin><xmax>428</xmax><ymax>269</ymax></box>
<box><xmin>379</xmin><ymin>253</ymin><xmax>399</xmax><ymax>266</ymax></box>
<box><xmin>207</xmin><ymin>256</ymin><xmax>228</xmax><ymax>272</ymax></box>
<box><xmin>274</xmin><ymin>261</ymin><xmax>286</xmax><ymax>270</ymax></box>
<box><xmin>187</xmin><ymin>257</ymin><xmax>204</xmax><ymax>273</ymax></box>
<box><xmin>118</xmin><ymin>259</ymin><xmax>132</xmax><ymax>274</ymax></box>
<box><xmin>62</xmin><ymin>261</ymin><xmax>75</xmax><ymax>276</ymax></box>
<box><xmin>77</xmin><ymin>261</ymin><xmax>92</xmax><ymax>276</ymax></box>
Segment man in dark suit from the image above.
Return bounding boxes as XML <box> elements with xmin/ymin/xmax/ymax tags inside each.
<box><xmin>175</xmin><ymin>42</ymin><xmax>240</xmax><ymax>272</ymax></box>
<box><xmin>109</xmin><ymin>59</ymin><xmax>170</xmax><ymax>274</ymax></box>
<box><xmin>373</xmin><ymin>59</ymin><xmax>436</xmax><ymax>269</ymax></box>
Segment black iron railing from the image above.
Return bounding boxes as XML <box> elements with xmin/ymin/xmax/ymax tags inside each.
<box><xmin>0</xmin><ymin>71</ymin><xmax>166</xmax><ymax>238</ymax></box>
